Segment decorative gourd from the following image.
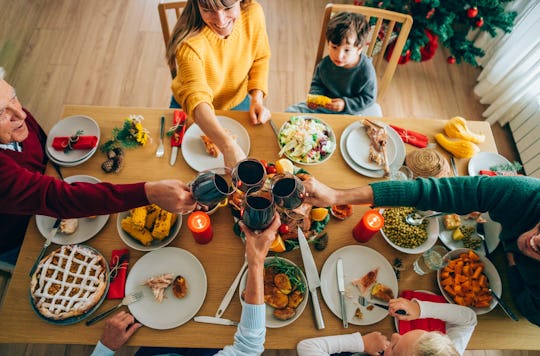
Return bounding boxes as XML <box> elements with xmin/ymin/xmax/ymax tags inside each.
<box><xmin>444</xmin><ymin>117</ymin><xmax>486</xmax><ymax>143</ymax></box>
<box><xmin>435</xmin><ymin>133</ymin><xmax>480</xmax><ymax>159</ymax></box>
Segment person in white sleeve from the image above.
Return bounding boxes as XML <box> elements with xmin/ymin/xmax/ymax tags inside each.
<box><xmin>297</xmin><ymin>297</ymin><xmax>477</xmax><ymax>356</ymax></box>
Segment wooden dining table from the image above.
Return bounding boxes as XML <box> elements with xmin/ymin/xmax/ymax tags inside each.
<box><xmin>1</xmin><ymin>105</ymin><xmax>539</xmax><ymax>350</ymax></box>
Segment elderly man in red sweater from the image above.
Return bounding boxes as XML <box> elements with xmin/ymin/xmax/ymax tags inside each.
<box><xmin>0</xmin><ymin>78</ymin><xmax>196</xmax><ymax>271</ymax></box>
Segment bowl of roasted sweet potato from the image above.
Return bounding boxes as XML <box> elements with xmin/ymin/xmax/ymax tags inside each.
<box><xmin>437</xmin><ymin>248</ymin><xmax>502</xmax><ymax>315</ymax></box>
<box><xmin>117</xmin><ymin>205</ymin><xmax>182</xmax><ymax>251</ymax></box>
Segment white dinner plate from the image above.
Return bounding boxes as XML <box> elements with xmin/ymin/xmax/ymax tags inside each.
<box><xmin>125</xmin><ymin>247</ymin><xmax>207</xmax><ymax>329</ymax></box>
<box><xmin>320</xmin><ymin>245</ymin><xmax>398</xmax><ymax>326</ymax></box>
<box><xmin>35</xmin><ymin>175</ymin><xmax>109</xmax><ymax>245</ymax></box>
<box><xmin>468</xmin><ymin>152</ymin><xmax>513</xmax><ymax>176</ymax></box>
<box><xmin>438</xmin><ymin>213</ymin><xmax>501</xmax><ymax>255</ymax></box>
<box><xmin>437</xmin><ymin>248</ymin><xmax>502</xmax><ymax>315</ymax></box>
<box><xmin>238</xmin><ymin>256</ymin><xmax>309</xmax><ymax>328</ymax></box>
<box><xmin>346</xmin><ymin>124</ymin><xmax>396</xmax><ymax>170</ymax></box>
<box><xmin>181</xmin><ymin>116</ymin><xmax>250</xmax><ymax>172</ymax></box>
<box><xmin>46</xmin><ymin>146</ymin><xmax>98</xmax><ymax>167</ymax></box>
<box><xmin>340</xmin><ymin>121</ymin><xmax>405</xmax><ymax>178</ymax></box>
<box><xmin>45</xmin><ymin>115</ymin><xmax>100</xmax><ymax>163</ymax></box>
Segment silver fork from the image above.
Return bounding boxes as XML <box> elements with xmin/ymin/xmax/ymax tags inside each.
<box><xmin>155</xmin><ymin>116</ymin><xmax>165</xmax><ymax>158</ymax></box>
<box><xmin>358</xmin><ymin>295</ymin><xmax>407</xmax><ymax>315</ymax></box>
<box><xmin>85</xmin><ymin>291</ymin><xmax>143</xmax><ymax>326</ymax></box>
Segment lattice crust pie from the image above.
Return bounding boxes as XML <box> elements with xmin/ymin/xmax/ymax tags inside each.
<box><xmin>30</xmin><ymin>245</ymin><xmax>108</xmax><ymax>320</ymax></box>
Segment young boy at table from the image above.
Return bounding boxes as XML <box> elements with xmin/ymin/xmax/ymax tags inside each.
<box><xmin>0</xmin><ymin>77</ymin><xmax>196</xmax><ymax>272</ymax></box>
<box><xmin>297</xmin><ymin>297</ymin><xmax>477</xmax><ymax>356</ymax></box>
<box><xmin>91</xmin><ymin>215</ymin><xmax>281</xmax><ymax>356</ymax></box>
<box><xmin>285</xmin><ymin>12</ymin><xmax>379</xmax><ymax>116</ymax></box>
<box><xmin>302</xmin><ymin>175</ymin><xmax>540</xmax><ymax>328</ymax></box>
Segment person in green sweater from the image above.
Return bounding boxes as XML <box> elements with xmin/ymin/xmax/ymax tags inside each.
<box><xmin>166</xmin><ymin>0</ymin><xmax>271</xmax><ymax>168</ymax></box>
<box><xmin>303</xmin><ymin>175</ymin><xmax>540</xmax><ymax>326</ymax></box>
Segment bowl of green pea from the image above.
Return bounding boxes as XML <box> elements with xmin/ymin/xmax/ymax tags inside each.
<box><xmin>379</xmin><ymin>207</ymin><xmax>439</xmax><ymax>254</ymax></box>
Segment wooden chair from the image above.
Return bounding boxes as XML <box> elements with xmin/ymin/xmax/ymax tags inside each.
<box><xmin>315</xmin><ymin>4</ymin><xmax>413</xmax><ymax>111</ymax></box>
<box><xmin>158</xmin><ymin>1</ymin><xmax>187</xmax><ymax>78</ymax></box>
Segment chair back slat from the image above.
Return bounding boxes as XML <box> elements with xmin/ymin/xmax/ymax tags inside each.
<box><xmin>314</xmin><ymin>3</ymin><xmax>413</xmax><ymax>100</ymax></box>
<box><xmin>157</xmin><ymin>1</ymin><xmax>188</xmax><ymax>78</ymax></box>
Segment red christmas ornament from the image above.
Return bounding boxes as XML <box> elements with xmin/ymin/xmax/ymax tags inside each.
<box><xmin>475</xmin><ymin>17</ymin><xmax>484</xmax><ymax>27</ymax></box>
<box><xmin>420</xmin><ymin>29</ymin><xmax>439</xmax><ymax>61</ymax></box>
<box><xmin>467</xmin><ymin>6</ymin><xmax>478</xmax><ymax>18</ymax></box>
<box><xmin>447</xmin><ymin>56</ymin><xmax>456</xmax><ymax>64</ymax></box>
<box><xmin>415</xmin><ymin>0</ymin><xmax>421</xmax><ymax>2</ymax></box>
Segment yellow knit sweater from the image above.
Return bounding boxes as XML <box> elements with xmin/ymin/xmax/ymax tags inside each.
<box><xmin>172</xmin><ymin>1</ymin><xmax>271</xmax><ymax>117</ymax></box>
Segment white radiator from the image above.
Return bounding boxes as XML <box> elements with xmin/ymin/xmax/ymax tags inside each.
<box><xmin>473</xmin><ymin>0</ymin><xmax>540</xmax><ymax>178</ymax></box>
<box><xmin>507</xmin><ymin>98</ymin><xmax>540</xmax><ymax>178</ymax></box>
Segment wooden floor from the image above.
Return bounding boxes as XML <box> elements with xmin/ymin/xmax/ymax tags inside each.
<box><xmin>0</xmin><ymin>0</ymin><xmax>527</xmax><ymax>355</ymax></box>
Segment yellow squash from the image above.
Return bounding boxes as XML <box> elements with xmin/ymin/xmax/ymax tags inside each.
<box><xmin>444</xmin><ymin>116</ymin><xmax>486</xmax><ymax>144</ymax></box>
<box><xmin>435</xmin><ymin>133</ymin><xmax>480</xmax><ymax>159</ymax></box>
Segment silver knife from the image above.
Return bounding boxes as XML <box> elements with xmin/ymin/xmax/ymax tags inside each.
<box><xmin>216</xmin><ymin>260</ymin><xmax>248</xmax><ymax>318</ymax></box>
<box><xmin>297</xmin><ymin>227</ymin><xmax>325</xmax><ymax>329</ymax></box>
<box><xmin>450</xmin><ymin>156</ymin><xmax>459</xmax><ymax>176</ymax></box>
<box><xmin>489</xmin><ymin>288</ymin><xmax>519</xmax><ymax>321</ymax></box>
<box><xmin>477</xmin><ymin>223</ymin><xmax>490</xmax><ymax>258</ymax></box>
<box><xmin>194</xmin><ymin>316</ymin><xmax>238</xmax><ymax>326</ymax></box>
<box><xmin>269</xmin><ymin>119</ymin><xmax>279</xmax><ymax>138</ymax></box>
<box><xmin>337</xmin><ymin>258</ymin><xmax>348</xmax><ymax>328</ymax></box>
<box><xmin>29</xmin><ymin>218</ymin><xmax>61</xmax><ymax>276</ymax></box>
<box><xmin>170</xmin><ymin>146</ymin><xmax>179</xmax><ymax>166</ymax></box>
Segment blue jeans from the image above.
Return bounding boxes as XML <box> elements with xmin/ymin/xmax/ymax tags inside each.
<box><xmin>169</xmin><ymin>95</ymin><xmax>250</xmax><ymax>111</ymax></box>
<box><xmin>135</xmin><ymin>347</ymin><xmax>221</xmax><ymax>356</ymax></box>
<box><xmin>0</xmin><ymin>245</ymin><xmax>20</xmax><ymax>266</ymax></box>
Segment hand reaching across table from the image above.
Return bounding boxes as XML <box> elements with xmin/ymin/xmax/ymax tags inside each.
<box><xmin>96</xmin><ymin>311</ymin><xmax>142</xmax><ymax>352</ymax></box>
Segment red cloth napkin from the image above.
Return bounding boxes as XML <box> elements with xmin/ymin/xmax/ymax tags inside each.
<box><xmin>398</xmin><ymin>290</ymin><xmax>447</xmax><ymax>335</ymax></box>
<box><xmin>171</xmin><ymin>110</ymin><xmax>188</xmax><ymax>147</ymax></box>
<box><xmin>52</xmin><ymin>135</ymin><xmax>98</xmax><ymax>151</ymax></box>
<box><xmin>106</xmin><ymin>249</ymin><xmax>129</xmax><ymax>299</ymax></box>
<box><xmin>389</xmin><ymin>125</ymin><xmax>429</xmax><ymax>148</ymax></box>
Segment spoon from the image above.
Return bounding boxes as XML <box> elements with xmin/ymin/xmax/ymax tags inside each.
<box><xmin>405</xmin><ymin>211</ymin><xmax>444</xmax><ymax>226</ymax></box>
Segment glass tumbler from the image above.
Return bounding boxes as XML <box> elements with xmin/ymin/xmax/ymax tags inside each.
<box><xmin>232</xmin><ymin>158</ymin><xmax>267</xmax><ymax>193</ymax></box>
<box><xmin>189</xmin><ymin>167</ymin><xmax>234</xmax><ymax>209</ymax></box>
<box><xmin>271</xmin><ymin>173</ymin><xmax>305</xmax><ymax>210</ymax></box>
<box><xmin>241</xmin><ymin>187</ymin><xmax>275</xmax><ymax>231</ymax></box>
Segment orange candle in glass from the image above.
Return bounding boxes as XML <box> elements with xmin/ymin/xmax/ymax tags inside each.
<box><xmin>187</xmin><ymin>212</ymin><xmax>213</xmax><ymax>244</ymax></box>
<box><xmin>353</xmin><ymin>209</ymin><xmax>384</xmax><ymax>243</ymax></box>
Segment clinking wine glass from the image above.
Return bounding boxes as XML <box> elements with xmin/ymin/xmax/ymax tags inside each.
<box><xmin>189</xmin><ymin>167</ymin><xmax>234</xmax><ymax>210</ymax></box>
<box><xmin>232</xmin><ymin>158</ymin><xmax>267</xmax><ymax>193</ymax></box>
<box><xmin>241</xmin><ymin>187</ymin><xmax>276</xmax><ymax>231</ymax></box>
<box><xmin>271</xmin><ymin>173</ymin><xmax>305</xmax><ymax>210</ymax></box>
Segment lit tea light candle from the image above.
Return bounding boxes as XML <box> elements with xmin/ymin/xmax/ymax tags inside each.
<box><xmin>187</xmin><ymin>212</ymin><xmax>213</xmax><ymax>244</ymax></box>
<box><xmin>352</xmin><ymin>209</ymin><xmax>384</xmax><ymax>243</ymax></box>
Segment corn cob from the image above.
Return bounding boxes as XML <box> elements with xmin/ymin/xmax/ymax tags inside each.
<box><xmin>152</xmin><ymin>210</ymin><xmax>173</xmax><ymax>240</ymax></box>
<box><xmin>129</xmin><ymin>207</ymin><xmax>147</xmax><ymax>230</ymax></box>
<box><xmin>145</xmin><ymin>204</ymin><xmax>160</xmax><ymax>229</ymax></box>
<box><xmin>121</xmin><ymin>216</ymin><xmax>153</xmax><ymax>246</ymax></box>
<box><xmin>307</xmin><ymin>94</ymin><xmax>332</xmax><ymax>107</ymax></box>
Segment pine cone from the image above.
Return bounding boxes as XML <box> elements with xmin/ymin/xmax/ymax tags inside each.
<box><xmin>314</xmin><ymin>232</ymin><xmax>328</xmax><ymax>251</ymax></box>
<box><xmin>101</xmin><ymin>159</ymin><xmax>115</xmax><ymax>173</ymax></box>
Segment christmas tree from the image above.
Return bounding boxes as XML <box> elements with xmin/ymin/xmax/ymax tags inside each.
<box><xmin>357</xmin><ymin>0</ymin><xmax>517</xmax><ymax>66</ymax></box>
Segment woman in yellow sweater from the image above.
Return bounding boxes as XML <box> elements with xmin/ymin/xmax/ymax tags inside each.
<box><xmin>166</xmin><ymin>0</ymin><xmax>271</xmax><ymax>168</ymax></box>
